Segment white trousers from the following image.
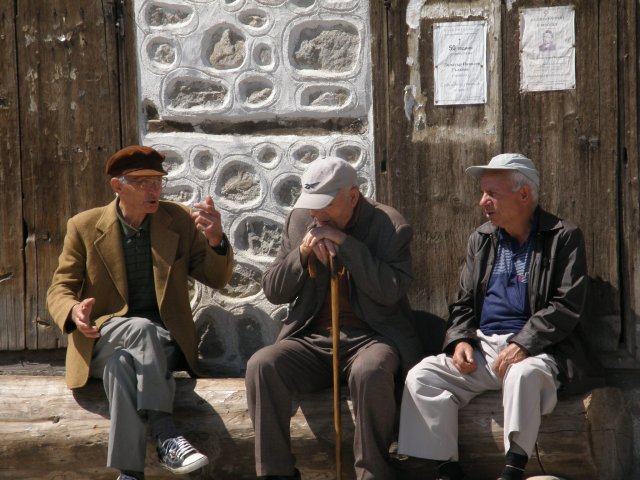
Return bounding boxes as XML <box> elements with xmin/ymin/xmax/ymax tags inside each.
<box><xmin>398</xmin><ymin>331</ymin><xmax>559</xmax><ymax>461</ymax></box>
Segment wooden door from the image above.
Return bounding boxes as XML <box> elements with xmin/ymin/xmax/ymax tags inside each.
<box><xmin>372</xmin><ymin>0</ymin><xmax>637</xmax><ymax>362</ymax></box>
<box><xmin>0</xmin><ymin>0</ymin><xmax>137</xmax><ymax>351</ymax></box>
<box><xmin>0</xmin><ymin>2</ymin><xmax>25</xmax><ymax>350</ymax></box>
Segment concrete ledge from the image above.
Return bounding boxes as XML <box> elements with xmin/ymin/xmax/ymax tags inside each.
<box><xmin>0</xmin><ymin>376</ymin><xmax>631</xmax><ymax>479</ymax></box>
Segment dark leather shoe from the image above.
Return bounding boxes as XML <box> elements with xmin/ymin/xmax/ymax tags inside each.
<box><xmin>259</xmin><ymin>468</ymin><xmax>301</xmax><ymax>480</ymax></box>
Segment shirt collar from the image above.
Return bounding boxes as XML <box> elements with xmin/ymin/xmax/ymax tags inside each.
<box><xmin>115</xmin><ymin>199</ymin><xmax>150</xmax><ymax>239</ymax></box>
<box><xmin>344</xmin><ymin>194</ymin><xmax>363</xmax><ymax>232</ymax></box>
<box><xmin>497</xmin><ymin>209</ymin><xmax>539</xmax><ymax>248</ymax></box>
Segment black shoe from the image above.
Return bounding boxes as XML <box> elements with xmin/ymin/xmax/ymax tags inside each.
<box><xmin>259</xmin><ymin>468</ymin><xmax>301</xmax><ymax>479</ymax></box>
<box><xmin>436</xmin><ymin>460</ymin><xmax>464</xmax><ymax>480</ymax></box>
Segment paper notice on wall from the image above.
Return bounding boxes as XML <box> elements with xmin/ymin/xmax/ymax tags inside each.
<box><xmin>520</xmin><ymin>6</ymin><xmax>575</xmax><ymax>92</ymax></box>
<box><xmin>433</xmin><ymin>21</ymin><xmax>487</xmax><ymax>105</ymax></box>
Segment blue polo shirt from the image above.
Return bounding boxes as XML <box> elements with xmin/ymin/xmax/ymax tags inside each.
<box><xmin>479</xmin><ymin>228</ymin><xmax>535</xmax><ymax>335</ymax></box>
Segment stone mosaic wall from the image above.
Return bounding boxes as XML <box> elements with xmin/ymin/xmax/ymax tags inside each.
<box><xmin>134</xmin><ymin>0</ymin><xmax>374</xmax><ymax>376</ymax></box>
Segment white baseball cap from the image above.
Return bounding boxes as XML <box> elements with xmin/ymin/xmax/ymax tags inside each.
<box><xmin>465</xmin><ymin>153</ymin><xmax>540</xmax><ymax>187</ymax></box>
<box><xmin>293</xmin><ymin>156</ymin><xmax>358</xmax><ymax>210</ymax></box>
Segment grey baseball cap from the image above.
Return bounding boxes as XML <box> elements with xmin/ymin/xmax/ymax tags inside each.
<box><xmin>294</xmin><ymin>156</ymin><xmax>358</xmax><ymax>210</ymax></box>
<box><xmin>465</xmin><ymin>153</ymin><xmax>540</xmax><ymax>187</ymax></box>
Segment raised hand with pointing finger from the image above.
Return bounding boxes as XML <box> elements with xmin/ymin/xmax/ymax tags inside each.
<box><xmin>191</xmin><ymin>195</ymin><xmax>225</xmax><ymax>247</ymax></box>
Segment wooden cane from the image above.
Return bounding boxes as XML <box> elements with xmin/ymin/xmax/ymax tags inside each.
<box><xmin>329</xmin><ymin>254</ymin><xmax>342</xmax><ymax>480</ymax></box>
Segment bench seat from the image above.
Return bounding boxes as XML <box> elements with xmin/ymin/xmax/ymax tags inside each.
<box><xmin>0</xmin><ymin>376</ymin><xmax>631</xmax><ymax>479</ymax></box>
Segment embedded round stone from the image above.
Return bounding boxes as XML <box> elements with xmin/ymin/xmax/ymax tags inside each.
<box><xmin>254</xmin><ymin>43</ymin><xmax>274</xmax><ymax>68</ymax></box>
<box><xmin>306</xmin><ymin>88</ymin><xmax>350</xmax><ymax>107</ymax></box>
<box><xmin>235</xmin><ymin>217</ymin><xmax>283</xmax><ymax>257</ymax></box>
<box><xmin>168</xmin><ymin>79</ymin><xmax>228</xmax><ymax>110</ymax></box>
<box><xmin>219</xmin><ymin>163</ymin><xmax>261</xmax><ymax>202</ymax></box>
<box><xmin>291</xmin><ymin>144</ymin><xmax>320</xmax><ymax>164</ymax></box>
<box><xmin>161</xmin><ymin>184</ymin><xmax>195</xmax><ymax>204</ymax></box>
<box><xmin>239</xmin><ymin>76</ymin><xmax>275</xmax><ymax>105</ymax></box>
<box><xmin>239</xmin><ymin>9</ymin><xmax>268</xmax><ymax>29</ymax></box>
<box><xmin>193</xmin><ymin>150</ymin><xmax>215</xmax><ymax>173</ymax></box>
<box><xmin>293</xmin><ymin>23</ymin><xmax>359</xmax><ymax>72</ymax></box>
<box><xmin>207</xmin><ymin>26</ymin><xmax>246</xmax><ymax>69</ymax></box>
<box><xmin>147</xmin><ymin>4</ymin><xmax>193</xmax><ymax>27</ymax></box>
<box><xmin>149</xmin><ymin>40</ymin><xmax>176</xmax><ymax>65</ymax></box>
<box><xmin>334</xmin><ymin>143</ymin><xmax>363</xmax><ymax>164</ymax></box>
<box><xmin>274</xmin><ymin>176</ymin><xmax>302</xmax><ymax>208</ymax></box>
<box><xmin>236</xmin><ymin>315</ymin><xmax>265</xmax><ymax>361</ymax></box>
<box><xmin>220</xmin><ymin>262</ymin><xmax>263</xmax><ymax>299</ymax></box>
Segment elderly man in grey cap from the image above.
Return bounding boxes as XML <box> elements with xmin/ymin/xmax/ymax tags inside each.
<box><xmin>245</xmin><ymin>156</ymin><xmax>423</xmax><ymax>479</ymax></box>
<box><xmin>397</xmin><ymin>154</ymin><xmax>603</xmax><ymax>480</ymax></box>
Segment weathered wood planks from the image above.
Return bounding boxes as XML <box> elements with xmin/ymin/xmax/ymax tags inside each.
<box><xmin>0</xmin><ymin>376</ymin><xmax>631</xmax><ymax>480</ymax></box>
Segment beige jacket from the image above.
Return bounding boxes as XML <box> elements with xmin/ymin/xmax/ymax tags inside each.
<box><xmin>47</xmin><ymin>199</ymin><xmax>233</xmax><ymax>389</ymax></box>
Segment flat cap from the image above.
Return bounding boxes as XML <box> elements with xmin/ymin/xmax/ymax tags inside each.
<box><xmin>105</xmin><ymin>145</ymin><xmax>168</xmax><ymax>177</ymax></box>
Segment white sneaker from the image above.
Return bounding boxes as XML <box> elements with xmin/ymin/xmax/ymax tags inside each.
<box><xmin>157</xmin><ymin>435</ymin><xmax>209</xmax><ymax>474</ymax></box>
<box><xmin>117</xmin><ymin>475</ymin><xmax>140</xmax><ymax>480</ymax></box>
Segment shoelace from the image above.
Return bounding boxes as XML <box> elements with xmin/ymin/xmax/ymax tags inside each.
<box><xmin>162</xmin><ymin>436</ymin><xmax>197</xmax><ymax>459</ymax></box>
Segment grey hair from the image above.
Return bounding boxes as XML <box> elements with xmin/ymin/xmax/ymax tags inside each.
<box><xmin>510</xmin><ymin>171</ymin><xmax>539</xmax><ymax>205</ymax></box>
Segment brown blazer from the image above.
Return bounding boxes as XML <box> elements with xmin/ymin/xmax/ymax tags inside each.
<box><xmin>47</xmin><ymin>199</ymin><xmax>234</xmax><ymax>389</ymax></box>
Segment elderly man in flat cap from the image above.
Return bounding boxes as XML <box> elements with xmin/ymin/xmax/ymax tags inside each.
<box><xmin>398</xmin><ymin>154</ymin><xmax>603</xmax><ymax>480</ymax></box>
<box><xmin>245</xmin><ymin>156</ymin><xmax>423</xmax><ymax>480</ymax></box>
<box><xmin>47</xmin><ymin>145</ymin><xmax>233</xmax><ymax>480</ymax></box>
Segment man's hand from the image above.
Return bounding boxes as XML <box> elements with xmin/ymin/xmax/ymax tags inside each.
<box><xmin>192</xmin><ymin>195</ymin><xmax>224</xmax><ymax>247</ymax></box>
<box><xmin>452</xmin><ymin>341</ymin><xmax>477</xmax><ymax>374</ymax></box>
<box><xmin>493</xmin><ymin>342</ymin><xmax>529</xmax><ymax>378</ymax></box>
<box><xmin>299</xmin><ymin>225</ymin><xmax>348</xmax><ymax>266</ymax></box>
<box><xmin>71</xmin><ymin>298</ymin><xmax>100</xmax><ymax>338</ymax></box>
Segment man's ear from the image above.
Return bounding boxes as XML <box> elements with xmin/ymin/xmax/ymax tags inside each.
<box><xmin>349</xmin><ymin>185</ymin><xmax>360</xmax><ymax>205</ymax></box>
<box><xmin>110</xmin><ymin>177</ymin><xmax>122</xmax><ymax>194</ymax></box>
<box><xmin>520</xmin><ymin>184</ymin><xmax>532</xmax><ymax>203</ymax></box>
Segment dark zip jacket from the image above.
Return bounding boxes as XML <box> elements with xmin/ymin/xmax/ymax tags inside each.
<box><xmin>445</xmin><ymin>207</ymin><xmax>604</xmax><ymax>396</ymax></box>
<box><xmin>262</xmin><ymin>197</ymin><xmax>423</xmax><ymax>376</ymax></box>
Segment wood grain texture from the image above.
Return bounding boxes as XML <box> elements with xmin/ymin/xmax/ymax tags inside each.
<box><xmin>0</xmin><ymin>377</ymin><xmax>630</xmax><ymax>480</ymax></box>
<box><xmin>15</xmin><ymin>2</ymin><xmax>121</xmax><ymax>349</ymax></box>
<box><xmin>0</xmin><ymin>2</ymin><xmax>24</xmax><ymax>350</ymax></box>
<box><xmin>502</xmin><ymin>0</ymin><xmax>621</xmax><ymax>354</ymax></box>
<box><xmin>373</xmin><ymin>0</ymin><xmax>632</xmax><ymax>361</ymax></box>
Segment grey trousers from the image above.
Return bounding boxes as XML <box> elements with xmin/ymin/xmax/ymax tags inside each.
<box><xmin>398</xmin><ymin>331</ymin><xmax>559</xmax><ymax>461</ymax></box>
<box><xmin>245</xmin><ymin>329</ymin><xmax>400</xmax><ymax>480</ymax></box>
<box><xmin>90</xmin><ymin>316</ymin><xmax>181</xmax><ymax>472</ymax></box>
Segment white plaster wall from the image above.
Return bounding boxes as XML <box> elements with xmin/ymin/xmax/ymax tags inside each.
<box><xmin>133</xmin><ymin>0</ymin><xmax>374</xmax><ymax>375</ymax></box>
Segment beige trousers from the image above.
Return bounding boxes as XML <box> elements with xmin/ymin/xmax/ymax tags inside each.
<box><xmin>398</xmin><ymin>331</ymin><xmax>559</xmax><ymax>461</ymax></box>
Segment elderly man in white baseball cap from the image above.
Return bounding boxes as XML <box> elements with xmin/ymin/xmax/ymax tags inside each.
<box><xmin>245</xmin><ymin>156</ymin><xmax>423</xmax><ymax>480</ymax></box>
<box><xmin>398</xmin><ymin>153</ymin><xmax>603</xmax><ymax>480</ymax></box>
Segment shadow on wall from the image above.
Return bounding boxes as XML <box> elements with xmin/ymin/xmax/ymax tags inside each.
<box><xmin>585</xmin><ymin>276</ymin><xmax>622</xmax><ymax>353</ymax></box>
<box><xmin>412</xmin><ymin>310</ymin><xmax>447</xmax><ymax>357</ymax></box>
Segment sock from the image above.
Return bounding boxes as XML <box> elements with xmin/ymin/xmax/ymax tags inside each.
<box><xmin>437</xmin><ymin>460</ymin><xmax>464</xmax><ymax>480</ymax></box>
<box><xmin>499</xmin><ymin>450</ymin><xmax>528</xmax><ymax>480</ymax></box>
<box><xmin>147</xmin><ymin>411</ymin><xmax>178</xmax><ymax>443</ymax></box>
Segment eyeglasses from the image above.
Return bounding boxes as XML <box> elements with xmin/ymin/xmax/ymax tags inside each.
<box><xmin>120</xmin><ymin>176</ymin><xmax>167</xmax><ymax>190</ymax></box>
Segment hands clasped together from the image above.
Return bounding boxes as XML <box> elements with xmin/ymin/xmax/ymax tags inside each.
<box><xmin>452</xmin><ymin>340</ymin><xmax>529</xmax><ymax>378</ymax></box>
<box><xmin>299</xmin><ymin>224</ymin><xmax>348</xmax><ymax>266</ymax></box>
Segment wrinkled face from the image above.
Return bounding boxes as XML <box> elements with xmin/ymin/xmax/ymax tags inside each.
<box><xmin>478</xmin><ymin>171</ymin><xmax>528</xmax><ymax>231</ymax></box>
<box><xmin>309</xmin><ymin>186</ymin><xmax>359</xmax><ymax>230</ymax></box>
<box><xmin>111</xmin><ymin>175</ymin><xmax>164</xmax><ymax>218</ymax></box>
